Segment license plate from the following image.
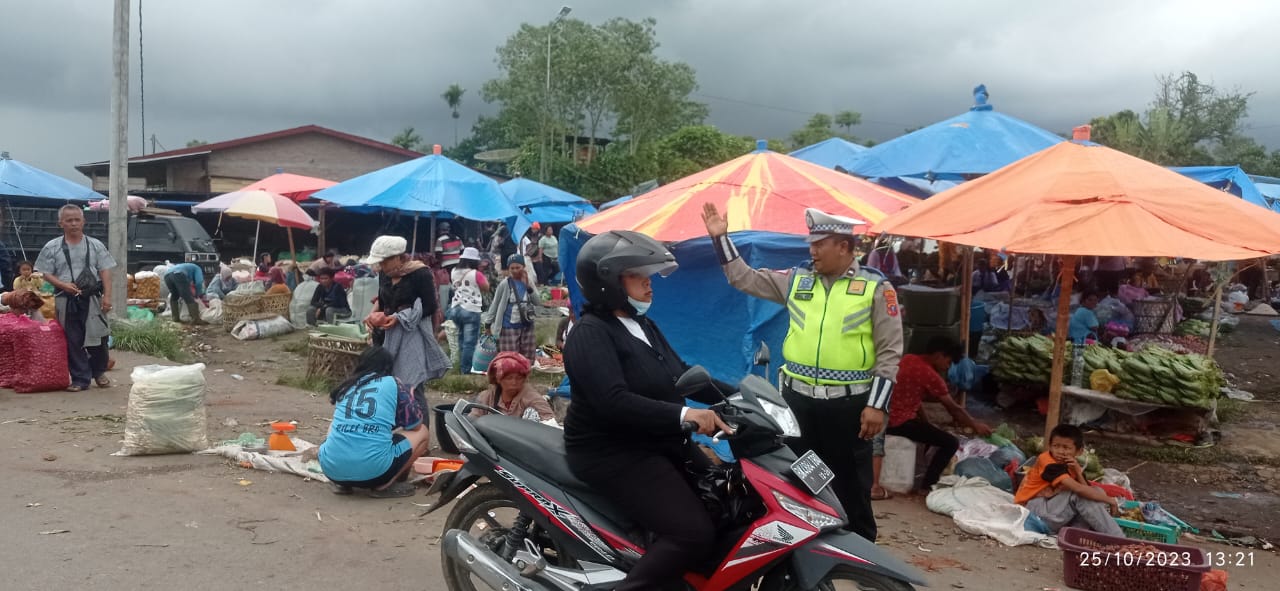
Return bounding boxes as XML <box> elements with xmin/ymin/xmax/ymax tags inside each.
<box><xmin>790</xmin><ymin>450</ymin><xmax>835</xmax><ymax>495</ymax></box>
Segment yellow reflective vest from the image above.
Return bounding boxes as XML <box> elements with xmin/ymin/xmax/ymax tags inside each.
<box><xmin>780</xmin><ymin>269</ymin><xmax>877</xmax><ymax>386</ymax></box>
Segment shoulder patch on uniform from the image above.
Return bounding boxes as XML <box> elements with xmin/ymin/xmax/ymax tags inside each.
<box><xmin>883</xmin><ymin>288</ymin><xmax>899</xmax><ymax>317</ymax></box>
<box><xmin>797</xmin><ymin>275</ymin><xmax>816</xmax><ymax>291</ymax></box>
<box><xmin>846</xmin><ymin>278</ymin><xmax>868</xmax><ymax>296</ymax></box>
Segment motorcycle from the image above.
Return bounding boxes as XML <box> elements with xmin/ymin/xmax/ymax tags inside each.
<box><xmin>425</xmin><ymin>362</ymin><xmax>928</xmax><ymax>591</ymax></box>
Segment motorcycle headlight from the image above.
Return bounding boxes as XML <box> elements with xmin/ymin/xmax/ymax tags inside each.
<box><xmin>773</xmin><ymin>491</ymin><xmax>843</xmax><ymax>530</ymax></box>
<box><xmin>759</xmin><ymin>398</ymin><xmax>802</xmax><ymax>438</ymax></box>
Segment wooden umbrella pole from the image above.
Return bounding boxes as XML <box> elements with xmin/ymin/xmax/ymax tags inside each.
<box><xmin>317</xmin><ymin>206</ymin><xmax>327</xmax><ymax>255</ymax></box>
<box><xmin>1045</xmin><ymin>254</ymin><xmax>1078</xmax><ymax>441</ymax></box>
<box><xmin>959</xmin><ymin>247</ymin><xmax>974</xmax><ymax>356</ymax></box>
<box><xmin>1007</xmin><ymin>254</ymin><xmax>1017</xmax><ymax>331</ymax></box>
<box><xmin>1207</xmin><ymin>282</ymin><xmax>1225</xmax><ymax>357</ymax></box>
<box><xmin>287</xmin><ymin>227</ymin><xmax>299</xmax><ymax>283</ymax></box>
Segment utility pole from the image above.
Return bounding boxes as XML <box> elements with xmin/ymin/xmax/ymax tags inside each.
<box><xmin>109</xmin><ymin>0</ymin><xmax>130</xmax><ymax>318</ymax></box>
<box><xmin>540</xmin><ymin>6</ymin><xmax>571</xmax><ymax>183</ymax></box>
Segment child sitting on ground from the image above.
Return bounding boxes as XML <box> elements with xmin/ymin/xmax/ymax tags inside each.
<box><xmin>1015</xmin><ymin>424</ymin><xmax>1124</xmax><ymax>536</ymax></box>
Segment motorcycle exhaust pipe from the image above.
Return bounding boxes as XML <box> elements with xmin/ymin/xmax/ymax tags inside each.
<box><xmin>442</xmin><ymin>530</ymin><xmax>554</xmax><ymax>591</ymax></box>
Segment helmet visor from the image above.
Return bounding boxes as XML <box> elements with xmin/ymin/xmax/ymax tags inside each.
<box><xmin>623</xmin><ymin>261</ymin><xmax>679</xmax><ymax>278</ymax></box>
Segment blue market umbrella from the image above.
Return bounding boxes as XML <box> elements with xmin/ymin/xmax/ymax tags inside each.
<box><xmin>0</xmin><ymin>151</ymin><xmax>101</xmax><ymax>201</ymax></box>
<box><xmin>839</xmin><ymin>85</ymin><xmax>1063</xmax><ymax>181</ymax></box>
<box><xmin>789</xmin><ymin>137</ymin><xmax>868</xmax><ymax>169</ymax></box>
<box><xmin>311</xmin><ymin>145</ymin><xmax>517</xmax><ymax>250</ymax></box>
<box><xmin>501</xmin><ymin>178</ymin><xmax>597</xmax><ymax>237</ymax></box>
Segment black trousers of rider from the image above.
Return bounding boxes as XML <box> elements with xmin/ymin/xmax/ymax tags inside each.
<box><xmin>569</xmin><ymin>449</ymin><xmax>715</xmax><ymax>591</ymax></box>
<box><xmin>782</xmin><ymin>388</ymin><xmax>877</xmax><ymax>542</ymax></box>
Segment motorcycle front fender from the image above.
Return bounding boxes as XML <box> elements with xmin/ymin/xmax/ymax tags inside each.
<box><xmin>789</xmin><ymin>530</ymin><xmax>929</xmax><ymax>589</ymax></box>
<box><xmin>421</xmin><ymin>463</ymin><xmax>483</xmax><ymax>515</ymax></box>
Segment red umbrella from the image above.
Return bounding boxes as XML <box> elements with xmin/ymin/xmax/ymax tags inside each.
<box><xmin>242</xmin><ymin>173</ymin><xmax>336</xmax><ymax>202</ymax></box>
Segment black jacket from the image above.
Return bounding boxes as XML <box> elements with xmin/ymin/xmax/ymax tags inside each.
<box><xmin>377</xmin><ymin>267</ymin><xmax>437</xmax><ymax>317</ymax></box>
<box><xmin>563</xmin><ymin>311</ymin><xmax>720</xmax><ymax>458</ymax></box>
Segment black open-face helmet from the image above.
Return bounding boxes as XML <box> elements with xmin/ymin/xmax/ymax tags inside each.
<box><xmin>576</xmin><ymin>230</ymin><xmax>677</xmax><ymax>312</ymax></box>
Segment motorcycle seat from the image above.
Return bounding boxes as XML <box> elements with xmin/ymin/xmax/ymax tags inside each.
<box><xmin>471</xmin><ymin>414</ymin><xmax>641</xmax><ymax>532</ymax></box>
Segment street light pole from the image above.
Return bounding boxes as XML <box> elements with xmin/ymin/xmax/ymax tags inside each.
<box><xmin>540</xmin><ymin>5</ymin><xmax>571</xmax><ymax>183</ymax></box>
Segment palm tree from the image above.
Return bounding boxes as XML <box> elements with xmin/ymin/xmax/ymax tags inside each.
<box><xmin>442</xmin><ymin>84</ymin><xmax>466</xmax><ymax>147</ymax></box>
<box><xmin>391</xmin><ymin>127</ymin><xmax>422</xmax><ymax>151</ymax></box>
<box><xmin>834</xmin><ymin>110</ymin><xmax>861</xmax><ymax>135</ymax></box>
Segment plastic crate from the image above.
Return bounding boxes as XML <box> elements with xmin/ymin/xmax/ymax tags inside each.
<box><xmin>1058</xmin><ymin>527</ymin><xmax>1209</xmax><ymax>591</ymax></box>
<box><xmin>1114</xmin><ymin>501</ymin><xmax>1194</xmax><ymax>544</ymax></box>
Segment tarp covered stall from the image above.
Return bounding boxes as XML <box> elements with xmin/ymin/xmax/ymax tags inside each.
<box><xmin>789</xmin><ymin>137</ymin><xmax>868</xmax><ymax>170</ymax></box>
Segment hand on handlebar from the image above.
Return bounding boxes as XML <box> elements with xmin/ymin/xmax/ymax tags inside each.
<box><xmin>685</xmin><ymin>408</ymin><xmax>734</xmax><ymax>438</ymax></box>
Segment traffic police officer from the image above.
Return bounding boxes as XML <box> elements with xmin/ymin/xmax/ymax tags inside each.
<box><xmin>702</xmin><ymin>203</ymin><xmax>903</xmax><ymax>541</ymax></box>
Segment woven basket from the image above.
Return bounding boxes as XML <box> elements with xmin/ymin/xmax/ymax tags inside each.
<box><xmin>306</xmin><ymin>332</ymin><xmax>367</xmax><ymax>382</ymax></box>
<box><xmin>260</xmin><ymin>293</ymin><xmax>292</xmax><ymax>316</ymax></box>
<box><xmin>1133</xmin><ymin>298</ymin><xmax>1177</xmax><ymax>335</ymax></box>
<box><xmin>222</xmin><ymin>294</ymin><xmax>264</xmax><ymax>327</ymax></box>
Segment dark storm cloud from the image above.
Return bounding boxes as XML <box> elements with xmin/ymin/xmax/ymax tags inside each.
<box><xmin>4</xmin><ymin>0</ymin><xmax>1279</xmax><ymax>183</ymax></box>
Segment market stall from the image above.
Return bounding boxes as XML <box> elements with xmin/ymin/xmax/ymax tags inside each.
<box><xmin>874</xmin><ymin>126</ymin><xmax>1280</xmax><ymax>440</ymax></box>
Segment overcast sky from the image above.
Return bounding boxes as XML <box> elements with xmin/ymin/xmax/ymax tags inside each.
<box><xmin>4</xmin><ymin>0</ymin><xmax>1280</xmax><ymax>185</ymax></box>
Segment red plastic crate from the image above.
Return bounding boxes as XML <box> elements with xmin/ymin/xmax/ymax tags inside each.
<box><xmin>1057</xmin><ymin>527</ymin><xmax>1209</xmax><ymax>591</ymax></box>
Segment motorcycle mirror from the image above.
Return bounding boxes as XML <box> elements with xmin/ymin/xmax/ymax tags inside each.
<box><xmin>675</xmin><ymin>366</ymin><xmax>713</xmax><ymax>397</ymax></box>
<box><xmin>753</xmin><ymin>342</ymin><xmax>771</xmax><ymax>367</ymax></box>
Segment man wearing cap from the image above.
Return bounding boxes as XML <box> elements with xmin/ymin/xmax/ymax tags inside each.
<box><xmin>702</xmin><ymin>203</ymin><xmax>903</xmax><ymax>541</ymax></box>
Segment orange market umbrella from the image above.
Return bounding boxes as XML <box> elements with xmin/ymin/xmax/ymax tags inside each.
<box><xmin>242</xmin><ymin>172</ymin><xmax>337</xmax><ymax>202</ymax></box>
<box><xmin>874</xmin><ymin>129</ymin><xmax>1280</xmax><ymax>439</ymax></box>
<box><xmin>578</xmin><ymin>142</ymin><xmax>918</xmax><ymax>241</ymax></box>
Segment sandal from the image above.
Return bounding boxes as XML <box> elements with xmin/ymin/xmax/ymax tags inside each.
<box><xmin>366</xmin><ymin>482</ymin><xmax>416</xmax><ymax>498</ymax></box>
<box><xmin>328</xmin><ymin>482</ymin><xmax>354</xmax><ymax>495</ymax></box>
<box><xmin>95</xmin><ymin>376</ymin><xmax>112</xmax><ymax>388</ymax></box>
<box><xmin>65</xmin><ymin>385</ymin><xmax>85</xmax><ymax>392</ymax></box>
<box><xmin>871</xmin><ymin>486</ymin><xmax>893</xmax><ymax>501</ymax></box>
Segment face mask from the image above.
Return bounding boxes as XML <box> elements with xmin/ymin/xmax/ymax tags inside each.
<box><xmin>628</xmin><ymin>297</ymin><xmax>651</xmax><ymax>315</ymax></box>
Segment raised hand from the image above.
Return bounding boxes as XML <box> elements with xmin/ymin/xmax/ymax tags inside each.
<box><xmin>701</xmin><ymin>202</ymin><xmax>728</xmax><ymax>237</ymax></box>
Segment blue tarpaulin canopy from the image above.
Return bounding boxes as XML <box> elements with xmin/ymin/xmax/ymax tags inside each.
<box><xmin>501</xmin><ymin>178</ymin><xmax>598</xmax><ymax>237</ymax></box>
<box><xmin>789</xmin><ymin>137</ymin><xmax>868</xmax><ymax>169</ymax></box>
<box><xmin>599</xmin><ymin>194</ymin><xmax>633</xmax><ymax>210</ymax></box>
<box><xmin>839</xmin><ymin>85</ymin><xmax>1063</xmax><ymax>181</ymax></box>
<box><xmin>311</xmin><ymin>150</ymin><xmax>515</xmax><ymax>221</ymax></box>
<box><xmin>1171</xmin><ymin>166</ymin><xmax>1272</xmax><ymax>211</ymax></box>
<box><xmin>560</xmin><ymin>224</ymin><xmax>808</xmax><ymax>382</ymax></box>
<box><xmin>0</xmin><ymin>152</ymin><xmax>101</xmax><ymax>201</ymax></box>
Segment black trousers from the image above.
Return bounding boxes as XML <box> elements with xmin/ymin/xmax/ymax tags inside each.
<box><xmin>569</xmin><ymin>447</ymin><xmax>715</xmax><ymax>591</ymax></box>
<box><xmin>886</xmin><ymin>418</ymin><xmax>960</xmax><ymax>490</ymax></box>
<box><xmin>61</xmin><ymin>295</ymin><xmax>109</xmax><ymax>388</ymax></box>
<box><xmin>164</xmin><ymin>272</ymin><xmax>199</xmax><ymax>322</ymax></box>
<box><xmin>783</xmin><ymin>388</ymin><xmax>877</xmax><ymax>541</ymax></box>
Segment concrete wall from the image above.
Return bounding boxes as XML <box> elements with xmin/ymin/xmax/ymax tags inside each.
<box><xmin>206</xmin><ymin>132</ymin><xmax>415</xmax><ymax>182</ymax></box>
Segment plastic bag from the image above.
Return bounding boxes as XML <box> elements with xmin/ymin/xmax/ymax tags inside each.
<box><xmin>10</xmin><ymin>317</ymin><xmax>71</xmax><ymax>393</ymax></box>
<box><xmin>231</xmin><ymin>315</ymin><xmax>294</xmax><ymax>341</ymax></box>
<box><xmin>954</xmin><ymin>438</ymin><xmax>1001</xmax><ymax>462</ymax></box>
<box><xmin>955</xmin><ymin>457</ymin><xmax>1013</xmax><ymax>492</ymax></box>
<box><xmin>953</xmin><ymin>503</ymin><xmax>1054</xmax><ymax>547</ymax></box>
<box><xmin>290</xmin><ymin>279</ymin><xmax>318</xmax><ymax>329</ymax></box>
<box><xmin>471</xmin><ymin>334</ymin><xmax>498</xmax><ymax>374</ymax></box>
<box><xmin>989</xmin><ymin>444</ymin><xmax>1027</xmax><ymax>470</ymax></box>
<box><xmin>201</xmin><ymin>298</ymin><xmax>223</xmax><ymax>323</ymax></box>
<box><xmin>347</xmin><ymin>277</ymin><xmax>378</xmax><ymax>323</ymax></box>
<box><xmin>1095</xmin><ymin>296</ymin><xmax>1134</xmax><ymax>328</ymax></box>
<box><xmin>114</xmin><ymin>363</ymin><xmax>209</xmax><ymax>456</ymax></box>
<box><xmin>1100</xmin><ymin>467</ymin><xmax>1131</xmax><ymax>490</ymax></box>
<box><xmin>127</xmin><ymin>306</ymin><xmax>155</xmax><ymax>322</ymax></box>
<box><xmin>1202</xmin><ymin>569</ymin><xmax>1228</xmax><ymax>591</ymax></box>
<box><xmin>1227</xmin><ymin>291</ymin><xmax>1249</xmax><ymax>312</ymax></box>
<box><xmin>926</xmin><ymin>475</ymin><xmax>1014</xmax><ymax>516</ymax></box>
<box><xmin>1089</xmin><ymin>369</ymin><xmax>1121</xmax><ymax>393</ymax></box>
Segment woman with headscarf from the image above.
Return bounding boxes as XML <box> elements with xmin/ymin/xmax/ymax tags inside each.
<box><xmin>470</xmin><ymin>352</ymin><xmax>554</xmax><ymax>422</ymax></box>
<box><xmin>206</xmin><ymin>264</ymin><xmax>237</xmax><ymax>299</ymax></box>
<box><xmin>363</xmin><ymin>236</ymin><xmax>450</xmax><ymax>410</ymax></box>
<box><xmin>482</xmin><ymin>254</ymin><xmax>542</xmax><ymax>362</ymax></box>
<box><xmin>265</xmin><ymin>266</ymin><xmax>291</xmax><ymax>295</ymax></box>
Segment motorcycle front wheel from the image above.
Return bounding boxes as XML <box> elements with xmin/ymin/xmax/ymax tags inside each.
<box><xmin>810</xmin><ymin>565</ymin><xmax>916</xmax><ymax>591</ymax></box>
<box><xmin>440</xmin><ymin>483</ymin><xmax>572</xmax><ymax>591</ymax></box>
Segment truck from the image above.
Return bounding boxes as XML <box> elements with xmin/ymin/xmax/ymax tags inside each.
<box><xmin>1</xmin><ymin>205</ymin><xmax>220</xmax><ymax>277</ymax></box>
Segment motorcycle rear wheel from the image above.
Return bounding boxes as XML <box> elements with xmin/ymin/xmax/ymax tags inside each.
<box><xmin>441</xmin><ymin>483</ymin><xmax>572</xmax><ymax>591</ymax></box>
<box><xmin>811</xmin><ymin>565</ymin><xmax>916</xmax><ymax>591</ymax></box>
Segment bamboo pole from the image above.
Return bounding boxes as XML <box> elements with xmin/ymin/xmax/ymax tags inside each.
<box><xmin>1207</xmin><ymin>282</ymin><xmax>1225</xmax><ymax>357</ymax></box>
<box><xmin>317</xmin><ymin>206</ymin><xmax>326</xmax><ymax>255</ymax></box>
<box><xmin>410</xmin><ymin>213</ymin><xmax>420</xmax><ymax>253</ymax></box>
<box><xmin>1045</xmin><ymin>255</ymin><xmax>1079</xmax><ymax>441</ymax></box>
<box><xmin>287</xmin><ymin>227</ymin><xmax>299</xmax><ymax>284</ymax></box>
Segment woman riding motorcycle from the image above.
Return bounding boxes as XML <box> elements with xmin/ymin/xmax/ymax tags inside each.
<box><xmin>563</xmin><ymin>230</ymin><xmax>735</xmax><ymax>590</ymax></box>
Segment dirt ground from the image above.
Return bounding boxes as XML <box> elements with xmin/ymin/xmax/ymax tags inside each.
<box><xmin>1</xmin><ymin>323</ymin><xmax>1275</xmax><ymax>590</ymax></box>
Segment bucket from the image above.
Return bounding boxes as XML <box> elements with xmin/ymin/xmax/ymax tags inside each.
<box><xmin>550</xmin><ymin>287</ymin><xmax>567</xmax><ymax>300</ymax></box>
<box><xmin>433</xmin><ymin>403</ymin><xmax>461</xmax><ymax>455</ymax></box>
<box><xmin>881</xmin><ymin>435</ymin><xmax>918</xmax><ymax>494</ymax></box>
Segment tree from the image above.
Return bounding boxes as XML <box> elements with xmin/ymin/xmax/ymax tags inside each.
<box><xmin>441</xmin><ymin>84</ymin><xmax>465</xmax><ymax>147</ymax></box>
<box><xmin>834</xmin><ymin>110</ymin><xmax>861</xmax><ymax>134</ymax></box>
<box><xmin>482</xmin><ymin>17</ymin><xmax>706</xmax><ymax>176</ymax></box>
<box><xmin>185</xmin><ymin>139</ymin><xmax>207</xmax><ymax>148</ymax></box>
<box><xmin>390</xmin><ymin>127</ymin><xmax>423</xmax><ymax>151</ymax></box>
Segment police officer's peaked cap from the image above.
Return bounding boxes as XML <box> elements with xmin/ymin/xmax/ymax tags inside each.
<box><xmin>804</xmin><ymin>208</ymin><xmax>866</xmax><ymax>243</ymax></box>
